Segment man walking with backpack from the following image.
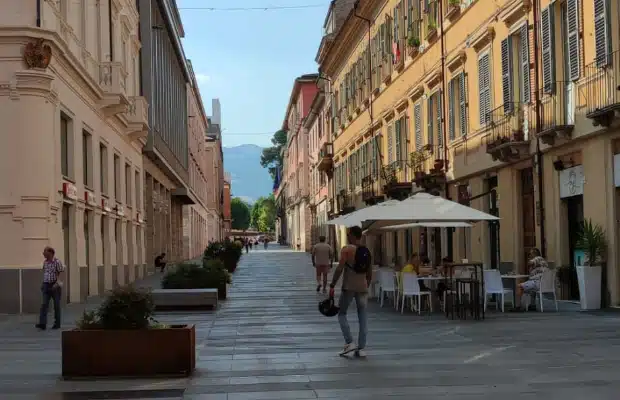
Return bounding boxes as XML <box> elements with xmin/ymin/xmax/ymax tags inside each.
<box><xmin>329</xmin><ymin>226</ymin><xmax>372</xmax><ymax>358</ymax></box>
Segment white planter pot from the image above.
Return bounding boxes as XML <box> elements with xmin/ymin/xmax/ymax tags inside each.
<box><xmin>576</xmin><ymin>265</ymin><xmax>602</xmax><ymax>310</ymax></box>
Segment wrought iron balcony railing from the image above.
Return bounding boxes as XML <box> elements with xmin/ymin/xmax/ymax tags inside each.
<box><xmin>317</xmin><ymin>142</ymin><xmax>334</xmax><ymax>173</ymax></box>
<box><xmin>361</xmin><ymin>174</ymin><xmax>384</xmax><ymax>205</ymax></box>
<box><xmin>484</xmin><ymin>103</ymin><xmax>532</xmax><ymax>162</ymax></box>
<box><xmin>537</xmin><ymin>81</ymin><xmax>575</xmax><ymax>145</ymax></box>
<box><xmin>582</xmin><ymin>49</ymin><xmax>620</xmax><ymax>126</ymax></box>
<box><xmin>336</xmin><ymin>190</ymin><xmax>355</xmax><ymax>214</ymax></box>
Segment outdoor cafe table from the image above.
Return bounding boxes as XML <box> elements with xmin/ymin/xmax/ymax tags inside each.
<box><xmin>501</xmin><ymin>274</ymin><xmax>530</xmax><ymax>309</ymax></box>
<box><xmin>444</xmin><ymin>263</ymin><xmax>485</xmax><ymax>321</ymax></box>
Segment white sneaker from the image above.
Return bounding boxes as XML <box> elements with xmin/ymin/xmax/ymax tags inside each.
<box><xmin>339</xmin><ymin>343</ymin><xmax>357</xmax><ymax>356</ymax></box>
<box><xmin>355</xmin><ymin>349</ymin><xmax>367</xmax><ymax>358</ymax></box>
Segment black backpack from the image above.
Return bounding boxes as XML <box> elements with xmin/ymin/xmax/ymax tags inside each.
<box><xmin>351</xmin><ymin>245</ymin><xmax>372</xmax><ymax>274</ymax></box>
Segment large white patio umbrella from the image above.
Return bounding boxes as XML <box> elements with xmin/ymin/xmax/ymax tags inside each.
<box><xmin>363</xmin><ymin>221</ymin><xmax>473</xmax><ymax>235</ymax></box>
<box><xmin>325</xmin><ymin>199</ymin><xmax>400</xmax><ymax>227</ymax></box>
<box><xmin>361</xmin><ymin>192</ymin><xmax>499</xmax><ymax>231</ymax></box>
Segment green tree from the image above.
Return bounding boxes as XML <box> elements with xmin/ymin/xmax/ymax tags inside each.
<box><xmin>250</xmin><ymin>194</ymin><xmax>276</xmax><ymax>232</ymax></box>
<box><xmin>231</xmin><ymin>197</ymin><xmax>251</xmax><ymax>230</ymax></box>
<box><xmin>260</xmin><ymin>129</ymin><xmax>287</xmax><ymax>180</ymax></box>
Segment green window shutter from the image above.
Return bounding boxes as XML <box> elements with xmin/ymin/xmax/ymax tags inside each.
<box><xmin>566</xmin><ymin>0</ymin><xmax>580</xmax><ymax>80</ymax></box>
<box><xmin>414</xmin><ymin>102</ymin><xmax>422</xmax><ymax>150</ymax></box>
<box><xmin>478</xmin><ymin>53</ymin><xmax>491</xmax><ymax>124</ymax></box>
<box><xmin>387</xmin><ymin>123</ymin><xmax>394</xmax><ymax>164</ymax></box>
<box><xmin>459</xmin><ymin>72</ymin><xmax>467</xmax><ymax>137</ymax></box>
<box><xmin>541</xmin><ymin>6</ymin><xmax>556</xmax><ymax>93</ymax></box>
<box><xmin>501</xmin><ymin>37</ymin><xmax>514</xmax><ymax>113</ymax></box>
<box><xmin>594</xmin><ymin>0</ymin><xmax>611</xmax><ymax>67</ymax></box>
<box><xmin>395</xmin><ymin>119</ymin><xmax>402</xmax><ymax>161</ymax></box>
<box><xmin>427</xmin><ymin>95</ymin><xmax>434</xmax><ymax>147</ymax></box>
<box><xmin>448</xmin><ymin>79</ymin><xmax>455</xmax><ymax>141</ymax></box>
<box><xmin>520</xmin><ymin>23</ymin><xmax>531</xmax><ymax>104</ymax></box>
<box><xmin>436</xmin><ymin>90</ymin><xmax>443</xmax><ymax>147</ymax></box>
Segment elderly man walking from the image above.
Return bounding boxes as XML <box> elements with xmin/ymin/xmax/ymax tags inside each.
<box><xmin>35</xmin><ymin>246</ymin><xmax>65</xmax><ymax>330</ymax></box>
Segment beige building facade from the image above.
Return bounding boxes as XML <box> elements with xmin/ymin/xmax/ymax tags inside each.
<box><xmin>0</xmin><ymin>0</ymin><xmax>148</xmax><ymax>313</ymax></box>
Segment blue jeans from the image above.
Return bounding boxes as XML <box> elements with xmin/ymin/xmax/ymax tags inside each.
<box><xmin>39</xmin><ymin>282</ymin><xmax>61</xmax><ymax>327</ymax></box>
<box><xmin>338</xmin><ymin>290</ymin><xmax>368</xmax><ymax>349</ymax></box>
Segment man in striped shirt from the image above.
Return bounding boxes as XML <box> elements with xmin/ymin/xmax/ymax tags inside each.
<box><xmin>36</xmin><ymin>246</ymin><xmax>65</xmax><ymax>330</ymax></box>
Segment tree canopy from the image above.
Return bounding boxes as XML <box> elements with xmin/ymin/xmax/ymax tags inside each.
<box><xmin>230</xmin><ymin>197</ymin><xmax>251</xmax><ymax>230</ymax></box>
<box><xmin>260</xmin><ymin>129</ymin><xmax>287</xmax><ymax>181</ymax></box>
<box><xmin>250</xmin><ymin>194</ymin><xmax>276</xmax><ymax>232</ymax></box>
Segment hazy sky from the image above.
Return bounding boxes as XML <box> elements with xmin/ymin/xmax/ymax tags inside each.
<box><xmin>178</xmin><ymin>0</ymin><xmax>328</xmax><ymax>147</ymax></box>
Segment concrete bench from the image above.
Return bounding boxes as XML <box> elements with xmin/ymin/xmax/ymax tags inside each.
<box><xmin>151</xmin><ymin>289</ymin><xmax>218</xmax><ymax>310</ymax></box>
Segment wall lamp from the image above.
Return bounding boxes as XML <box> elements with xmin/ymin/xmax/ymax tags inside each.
<box><xmin>553</xmin><ymin>158</ymin><xmax>574</xmax><ymax>171</ymax></box>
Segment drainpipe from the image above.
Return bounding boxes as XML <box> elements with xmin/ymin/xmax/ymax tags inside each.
<box><xmin>36</xmin><ymin>0</ymin><xmax>41</xmax><ymax>27</ymax></box>
<box><xmin>438</xmin><ymin>0</ymin><xmax>449</xmax><ymax>199</ymax></box>
<box><xmin>353</xmin><ymin>2</ymin><xmax>386</xmax><ymax>185</ymax></box>
<box><xmin>531</xmin><ymin>0</ymin><xmax>546</xmax><ymax>257</ymax></box>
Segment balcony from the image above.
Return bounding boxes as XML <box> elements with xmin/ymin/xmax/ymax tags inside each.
<box><xmin>382</xmin><ymin>160</ymin><xmax>412</xmax><ymax>200</ymax></box>
<box><xmin>582</xmin><ymin>49</ymin><xmax>620</xmax><ymax>127</ymax></box>
<box><xmin>362</xmin><ymin>174</ymin><xmax>384</xmax><ymax>205</ymax></box>
<box><xmin>411</xmin><ymin>145</ymin><xmax>447</xmax><ymax>195</ymax></box>
<box><xmin>125</xmin><ymin>96</ymin><xmax>149</xmax><ymax>141</ymax></box>
<box><xmin>336</xmin><ymin>190</ymin><xmax>355</xmax><ymax>215</ymax></box>
<box><xmin>484</xmin><ymin>103</ymin><xmax>531</xmax><ymax>163</ymax></box>
<box><xmin>317</xmin><ymin>142</ymin><xmax>334</xmax><ymax>176</ymax></box>
<box><xmin>98</xmin><ymin>62</ymin><xmax>129</xmax><ymax>117</ymax></box>
<box><xmin>537</xmin><ymin>82</ymin><xmax>575</xmax><ymax>146</ymax></box>
<box><xmin>327</xmin><ymin>198</ymin><xmax>335</xmax><ymax>216</ymax></box>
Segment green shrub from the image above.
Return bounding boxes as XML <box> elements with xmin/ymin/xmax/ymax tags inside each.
<box><xmin>161</xmin><ymin>260</ymin><xmax>230</xmax><ymax>290</ymax></box>
<box><xmin>76</xmin><ymin>285</ymin><xmax>156</xmax><ymax>330</ymax></box>
<box><xmin>203</xmin><ymin>239</ymin><xmax>242</xmax><ymax>273</ymax></box>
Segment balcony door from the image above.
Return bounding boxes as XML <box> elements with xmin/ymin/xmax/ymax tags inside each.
<box><xmin>561</xmin><ymin>1</ymin><xmax>576</xmax><ymax>125</ymax></box>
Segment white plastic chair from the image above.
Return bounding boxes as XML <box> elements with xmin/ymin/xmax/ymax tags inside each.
<box><xmin>400</xmin><ymin>273</ymin><xmax>432</xmax><ymax>314</ymax></box>
<box><xmin>524</xmin><ymin>269</ymin><xmax>558</xmax><ymax>312</ymax></box>
<box><xmin>378</xmin><ymin>269</ymin><xmax>397</xmax><ymax>308</ymax></box>
<box><xmin>483</xmin><ymin>269</ymin><xmax>514</xmax><ymax>312</ymax></box>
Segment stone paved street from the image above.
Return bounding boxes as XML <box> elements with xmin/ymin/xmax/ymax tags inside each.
<box><xmin>3</xmin><ymin>245</ymin><xmax>620</xmax><ymax>399</ymax></box>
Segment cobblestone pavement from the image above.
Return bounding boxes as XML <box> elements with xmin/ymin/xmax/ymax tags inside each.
<box><xmin>4</xmin><ymin>246</ymin><xmax>620</xmax><ymax>399</ymax></box>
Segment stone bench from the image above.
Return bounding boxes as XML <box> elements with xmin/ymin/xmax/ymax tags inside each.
<box><xmin>151</xmin><ymin>289</ymin><xmax>218</xmax><ymax>310</ymax></box>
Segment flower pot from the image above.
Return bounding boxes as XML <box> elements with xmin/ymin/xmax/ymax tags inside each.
<box><xmin>576</xmin><ymin>265</ymin><xmax>602</xmax><ymax>310</ymax></box>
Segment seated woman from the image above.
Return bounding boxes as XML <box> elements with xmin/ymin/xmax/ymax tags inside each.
<box><xmin>519</xmin><ymin>248</ymin><xmax>549</xmax><ymax>310</ymax></box>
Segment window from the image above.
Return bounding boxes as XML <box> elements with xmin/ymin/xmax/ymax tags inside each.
<box><xmin>60</xmin><ymin>114</ymin><xmax>70</xmax><ymax>177</ymax></box>
<box><xmin>125</xmin><ymin>163</ymin><xmax>131</xmax><ymax>204</ymax></box>
<box><xmin>413</xmin><ymin>102</ymin><xmax>423</xmax><ymax>149</ymax></box>
<box><xmin>113</xmin><ymin>155</ymin><xmax>120</xmax><ymax>200</ymax></box>
<box><xmin>448</xmin><ymin>73</ymin><xmax>467</xmax><ymax>140</ymax></box>
<box><xmin>500</xmin><ymin>23</ymin><xmax>531</xmax><ymax>113</ymax></box>
<box><xmin>478</xmin><ymin>52</ymin><xmax>492</xmax><ymax>125</ymax></box>
<box><xmin>387</xmin><ymin>123</ymin><xmax>394</xmax><ymax>164</ymax></box>
<box><xmin>99</xmin><ymin>143</ymin><xmax>108</xmax><ymax>194</ymax></box>
<box><xmin>593</xmin><ymin>0</ymin><xmax>611</xmax><ymax>67</ymax></box>
<box><xmin>394</xmin><ymin>116</ymin><xmax>407</xmax><ymax>161</ymax></box>
<box><xmin>82</xmin><ymin>130</ymin><xmax>92</xmax><ymax>187</ymax></box>
<box><xmin>427</xmin><ymin>91</ymin><xmax>442</xmax><ymax>149</ymax></box>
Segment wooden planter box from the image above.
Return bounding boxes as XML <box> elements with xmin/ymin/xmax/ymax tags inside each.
<box><xmin>62</xmin><ymin>324</ymin><xmax>196</xmax><ymax>379</ymax></box>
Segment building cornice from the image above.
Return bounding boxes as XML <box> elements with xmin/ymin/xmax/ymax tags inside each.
<box><xmin>281</xmin><ymin>74</ymin><xmax>320</xmax><ymax>131</ymax></box>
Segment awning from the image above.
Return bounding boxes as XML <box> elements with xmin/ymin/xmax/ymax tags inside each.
<box><xmin>376</xmin><ymin>221</ymin><xmax>473</xmax><ymax>231</ymax></box>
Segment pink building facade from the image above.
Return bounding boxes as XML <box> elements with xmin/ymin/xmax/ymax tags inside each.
<box><xmin>282</xmin><ymin>74</ymin><xmax>319</xmax><ymax>251</ymax></box>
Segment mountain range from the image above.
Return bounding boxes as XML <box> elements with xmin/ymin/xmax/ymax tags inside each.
<box><xmin>223</xmin><ymin>144</ymin><xmax>272</xmax><ymax>205</ymax></box>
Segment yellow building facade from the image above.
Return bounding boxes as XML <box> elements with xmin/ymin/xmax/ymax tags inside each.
<box><xmin>318</xmin><ymin>0</ymin><xmax>620</xmax><ymax>305</ymax></box>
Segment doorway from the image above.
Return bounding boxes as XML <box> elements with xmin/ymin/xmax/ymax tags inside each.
<box><xmin>564</xmin><ymin>195</ymin><xmax>583</xmax><ymax>300</ymax></box>
<box><xmin>62</xmin><ymin>204</ymin><xmax>71</xmax><ymax>303</ymax></box>
<box><xmin>520</xmin><ymin>168</ymin><xmax>537</xmax><ymax>274</ymax></box>
<box><xmin>487</xmin><ymin>177</ymin><xmax>500</xmax><ymax>269</ymax></box>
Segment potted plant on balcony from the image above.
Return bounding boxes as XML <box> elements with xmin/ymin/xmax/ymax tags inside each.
<box><xmin>407</xmin><ymin>35</ymin><xmax>420</xmax><ymax>49</ymax></box>
<box><xmin>575</xmin><ymin>219</ymin><xmax>607</xmax><ymax>310</ymax></box>
<box><xmin>410</xmin><ymin>151</ymin><xmax>426</xmax><ymax>180</ymax></box>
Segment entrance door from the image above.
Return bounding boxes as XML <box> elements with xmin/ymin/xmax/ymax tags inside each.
<box><xmin>520</xmin><ymin>168</ymin><xmax>537</xmax><ymax>273</ymax></box>
<box><xmin>566</xmin><ymin>195</ymin><xmax>583</xmax><ymax>300</ymax></box>
<box><xmin>487</xmin><ymin>177</ymin><xmax>500</xmax><ymax>269</ymax></box>
<box><xmin>62</xmin><ymin>204</ymin><xmax>71</xmax><ymax>303</ymax></box>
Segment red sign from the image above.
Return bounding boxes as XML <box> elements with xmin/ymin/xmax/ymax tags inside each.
<box><xmin>63</xmin><ymin>182</ymin><xmax>77</xmax><ymax>200</ymax></box>
<box><xmin>101</xmin><ymin>198</ymin><xmax>112</xmax><ymax>212</ymax></box>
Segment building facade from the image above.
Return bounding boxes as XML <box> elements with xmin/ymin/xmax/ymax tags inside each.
<box><xmin>223</xmin><ymin>172</ymin><xmax>232</xmax><ymax>236</ymax></box>
<box><xmin>206</xmin><ymin>98</ymin><xmax>225</xmax><ymax>242</ymax></box>
<box><xmin>282</xmin><ymin>74</ymin><xmax>319</xmax><ymax>251</ymax></box>
<box><xmin>139</xmin><ymin>0</ymin><xmax>196</xmax><ymax>266</ymax></box>
<box><xmin>181</xmin><ymin>61</ymin><xmax>212</xmax><ymax>260</ymax></box>
<box><xmin>317</xmin><ymin>0</ymin><xmax>620</xmax><ymax>304</ymax></box>
<box><xmin>0</xmin><ymin>0</ymin><xmax>147</xmax><ymax>313</ymax></box>
<box><xmin>307</xmin><ymin>81</ymin><xmax>331</xmax><ymax>245</ymax></box>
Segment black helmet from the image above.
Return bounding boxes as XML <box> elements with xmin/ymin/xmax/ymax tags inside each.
<box><xmin>318</xmin><ymin>296</ymin><xmax>339</xmax><ymax>317</ymax></box>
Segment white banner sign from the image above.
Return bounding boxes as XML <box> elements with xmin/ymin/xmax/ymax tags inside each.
<box><xmin>559</xmin><ymin>164</ymin><xmax>584</xmax><ymax>199</ymax></box>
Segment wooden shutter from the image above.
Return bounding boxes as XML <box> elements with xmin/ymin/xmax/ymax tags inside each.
<box><xmin>370</xmin><ymin>137</ymin><xmax>376</xmax><ymax>176</ymax></box>
<box><xmin>566</xmin><ymin>0</ymin><xmax>580</xmax><ymax>80</ymax></box>
<box><xmin>394</xmin><ymin>5</ymin><xmax>400</xmax><ymax>45</ymax></box>
<box><xmin>594</xmin><ymin>0</ymin><xmax>610</xmax><ymax>67</ymax></box>
<box><xmin>387</xmin><ymin>123</ymin><xmax>394</xmax><ymax>164</ymax></box>
<box><xmin>541</xmin><ymin>6</ymin><xmax>555</xmax><ymax>93</ymax></box>
<box><xmin>403</xmin><ymin>115</ymin><xmax>409</xmax><ymax>157</ymax></box>
<box><xmin>395</xmin><ymin>119</ymin><xmax>402</xmax><ymax>161</ymax></box>
<box><xmin>414</xmin><ymin>102</ymin><xmax>422</xmax><ymax>150</ymax></box>
<box><xmin>478</xmin><ymin>53</ymin><xmax>491</xmax><ymax>125</ymax></box>
<box><xmin>520</xmin><ymin>23</ymin><xmax>531</xmax><ymax>104</ymax></box>
<box><xmin>436</xmin><ymin>90</ymin><xmax>443</xmax><ymax>147</ymax></box>
<box><xmin>459</xmin><ymin>72</ymin><xmax>467</xmax><ymax>137</ymax></box>
<box><xmin>427</xmin><ymin>95</ymin><xmax>434</xmax><ymax>147</ymax></box>
<box><xmin>448</xmin><ymin>78</ymin><xmax>455</xmax><ymax>141</ymax></box>
<box><xmin>407</xmin><ymin>0</ymin><xmax>413</xmax><ymax>32</ymax></box>
<box><xmin>501</xmin><ymin>37</ymin><xmax>513</xmax><ymax>113</ymax></box>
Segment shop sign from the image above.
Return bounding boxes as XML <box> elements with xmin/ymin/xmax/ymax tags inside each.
<box><xmin>84</xmin><ymin>191</ymin><xmax>97</xmax><ymax>207</ymax></box>
<box><xmin>62</xmin><ymin>182</ymin><xmax>78</xmax><ymax>200</ymax></box>
<box><xmin>559</xmin><ymin>164</ymin><xmax>584</xmax><ymax>199</ymax></box>
<box><xmin>613</xmin><ymin>154</ymin><xmax>620</xmax><ymax>187</ymax></box>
